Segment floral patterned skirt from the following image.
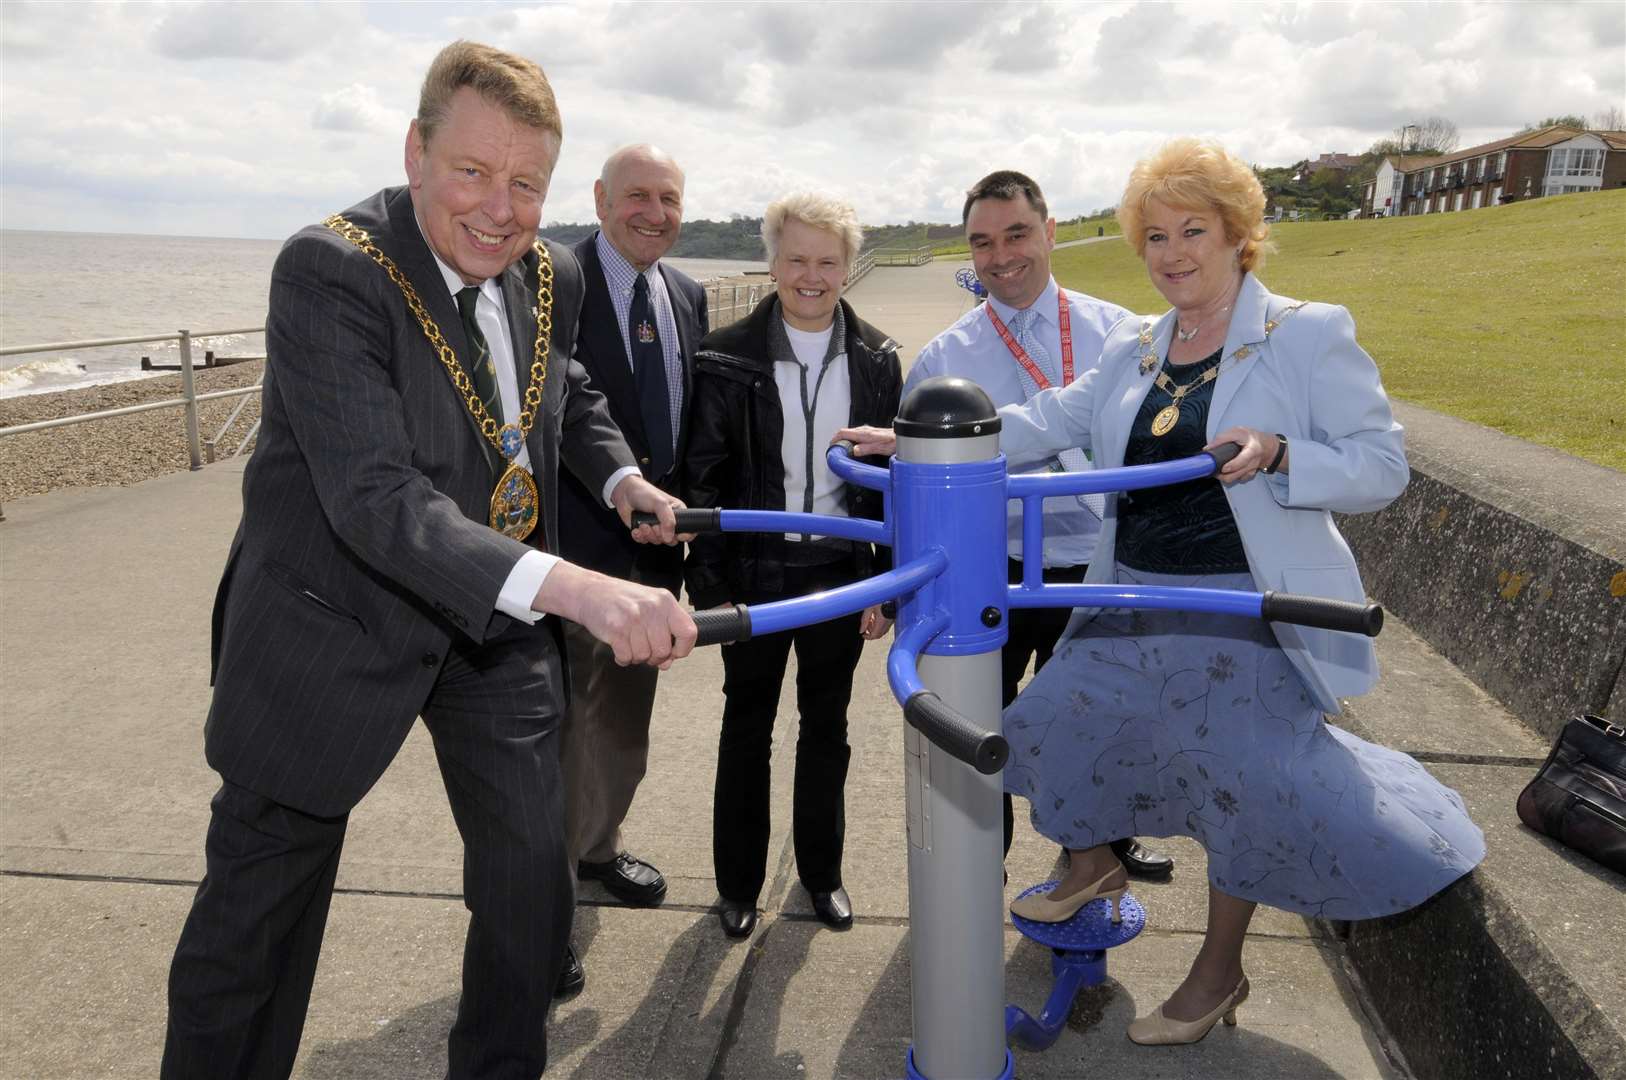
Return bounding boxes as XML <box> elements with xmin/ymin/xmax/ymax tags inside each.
<box><xmin>1003</xmin><ymin>566</ymin><xmax>1485</xmax><ymax>920</ymax></box>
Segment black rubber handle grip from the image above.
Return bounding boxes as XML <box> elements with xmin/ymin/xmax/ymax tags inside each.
<box><xmin>903</xmin><ymin>690</ymin><xmax>1009</xmax><ymax>775</ymax></box>
<box><xmin>1207</xmin><ymin>442</ymin><xmax>1242</xmax><ymax>471</ymax></box>
<box><xmin>692</xmin><ymin>603</ymin><xmax>752</xmax><ymax>647</ymax></box>
<box><xmin>629</xmin><ymin>508</ymin><xmax>722</xmax><ymax>533</ymax></box>
<box><xmin>1260</xmin><ymin>591</ymin><xmax>1384</xmax><ymax>636</ymax></box>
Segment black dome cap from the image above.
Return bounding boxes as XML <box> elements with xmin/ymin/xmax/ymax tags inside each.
<box><xmin>894</xmin><ymin>376</ymin><xmax>1002</xmax><ymax>439</ymax></box>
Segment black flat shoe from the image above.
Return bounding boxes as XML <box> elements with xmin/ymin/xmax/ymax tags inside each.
<box><xmin>1110</xmin><ymin>837</ymin><xmax>1174</xmax><ymax>880</ymax></box>
<box><xmin>578</xmin><ymin>851</ymin><xmax>668</xmax><ymax>906</ymax></box>
<box><xmin>554</xmin><ymin>943</ymin><xmax>584</xmax><ymax>1000</ymax></box>
<box><xmin>810</xmin><ymin>886</ymin><xmax>853</xmax><ymax>930</ymax></box>
<box><xmin>719</xmin><ymin>900</ymin><xmax>757</xmax><ymax>939</ymax></box>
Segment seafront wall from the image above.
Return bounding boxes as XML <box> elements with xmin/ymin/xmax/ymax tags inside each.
<box><xmin>1339</xmin><ymin>400</ymin><xmax>1626</xmax><ymax>737</ymax></box>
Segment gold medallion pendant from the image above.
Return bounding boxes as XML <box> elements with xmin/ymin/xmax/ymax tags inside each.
<box><xmin>1151</xmin><ymin>404</ymin><xmax>1180</xmax><ymax>437</ymax></box>
<box><xmin>490</xmin><ymin>462</ymin><xmax>540</xmax><ymax>540</ymax></box>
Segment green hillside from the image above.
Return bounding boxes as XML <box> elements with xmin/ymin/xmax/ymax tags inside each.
<box><xmin>1049</xmin><ymin>189</ymin><xmax>1626</xmax><ymax>470</ymax></box>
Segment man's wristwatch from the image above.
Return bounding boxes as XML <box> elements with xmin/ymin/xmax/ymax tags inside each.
<box><xmin>1263</xmin><ymin>434</ymin><xmax>1288</xmax><ymax>474</ymax></box>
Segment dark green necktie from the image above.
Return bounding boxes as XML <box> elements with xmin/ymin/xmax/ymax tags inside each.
<box><xmin>456</xmin><ymin>286</ymin><xmax>503</xmax><ymax>423</ymax></box>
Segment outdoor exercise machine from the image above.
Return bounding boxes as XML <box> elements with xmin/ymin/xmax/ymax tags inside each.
<box><xmin>634</xmin><ymin>377</ymin><xmax>1383</xmax><ymax>1079</ymax></box>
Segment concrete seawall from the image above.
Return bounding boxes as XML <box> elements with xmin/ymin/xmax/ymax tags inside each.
<box><xmin>1340</xmin><ymin>400</ymin><xmax>1626</xmax><ymax>738</ymax></box>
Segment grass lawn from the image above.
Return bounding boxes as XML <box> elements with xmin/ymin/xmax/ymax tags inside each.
<box><xmin>931</xmin><ymin>216</ymin><xmax>1121</xmax><ymax>257</ymax></box>
<box><xmin>1048</xmin><ymin>188</ymin><xmax>1626</xmax><ymax>470</ymax></box>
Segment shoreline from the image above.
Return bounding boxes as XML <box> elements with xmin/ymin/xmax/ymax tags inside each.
<box><xmin>0</xmin><ymin>362</ymin><xmax>265</xmax><ymax>503</ymax></box>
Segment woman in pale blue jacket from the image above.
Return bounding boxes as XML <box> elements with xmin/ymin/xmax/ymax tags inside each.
<box><xmin>841</xmin><ymin>139</ymin><xmax>1483</xmax><ymax>1048</ymax></box>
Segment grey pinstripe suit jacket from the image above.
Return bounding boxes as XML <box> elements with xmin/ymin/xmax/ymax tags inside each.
<box><xmin>204</xmin><ymin>186</ymin><xmax>636</xmax><ymax>817</ymax></box>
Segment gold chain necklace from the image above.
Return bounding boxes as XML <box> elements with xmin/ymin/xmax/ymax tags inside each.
<box><xmin>1136</xmin><ymin>301</ymin><xmax>1307</xmax><ymax>437</ymax></box>
<box><xmin>323</xmin><ymin>213</ymin><xmax>552</xmax><ymax>541</ymax></box>
<box><xmin>1149</xmin><ymin>363</ymin><xmax>1221</xmax><ymax>436</ymax></box>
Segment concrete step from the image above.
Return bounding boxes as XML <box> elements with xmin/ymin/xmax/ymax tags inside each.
<box><xmin>1336</xmin><ymin>620</ymin><xmax>1626</xmax><ymax>1080</ymax></box>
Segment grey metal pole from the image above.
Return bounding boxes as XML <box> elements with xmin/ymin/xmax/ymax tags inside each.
<box><xmin>896</xmin><ymin>419</ymin><xmax>1007</xmax><ymax>1080</ymax></box>
<box><xmin>178</xmin><ymin>330</ymin><xmax>203</xmax><ymax>471</ymax></box>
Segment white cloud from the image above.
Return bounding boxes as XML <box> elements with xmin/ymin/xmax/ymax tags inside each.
<box><xmin>313</xmin><ymin>84</ymin><xmax>403</xmax><ymax>134</ymax></box>
<box><xmin>150</xmin><ymin>0</ymin><xmax>331</xmax><ymax>61</ymax></box>
<box><xmin>0</xmin><ymin>0</ymin><xmax>1621</xmax><ymax>239</ymax></box>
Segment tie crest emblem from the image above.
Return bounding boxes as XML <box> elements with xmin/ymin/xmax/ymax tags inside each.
<box><xmin>637</xmin><ymin>319</ymin><xmax>656</xmax><ymax>344</ymax></box>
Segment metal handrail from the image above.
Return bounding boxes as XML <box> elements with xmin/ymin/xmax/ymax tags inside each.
<box><xmin>0</xmin><ymin>384</ymin><xmax>261</xmax><ymax>437</ymax></box>
<box><xmin>205</xmin><ymin>389</ymin><xmax>264</xmax><ymax>462</ymax></box>
<box><xmin>0</xmin><ymin>325</ymin><xmax>267</xmax><ymax>522</ymax></box>
<box><xmin>0</xmin><ymin>326</ymin><xmax>265</xmax><ymax>358</ymax></box>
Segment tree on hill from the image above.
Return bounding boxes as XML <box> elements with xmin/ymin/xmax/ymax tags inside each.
<box><xmin>1592</xmin><ymin>106</ymin><xmax>1624</xmax><ymax>131</ymax></box>
<box><xmin>1519</xmin><ymin>114</ymin><xmax>1588</xmax><ymax>134</ymax></box>
<box><xmin>1368</xmin><ymin>116</ymin><xmax>1459</xmax><ymax>157</ymax></box>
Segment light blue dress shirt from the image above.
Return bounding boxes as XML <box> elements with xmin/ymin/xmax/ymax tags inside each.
<box><xmin>905</xmin><ymin>277</ymin><xmax>1132</xmax><ymax>566</ymax></box>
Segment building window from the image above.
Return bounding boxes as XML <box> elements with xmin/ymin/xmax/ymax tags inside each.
<box><xmin>1548</xmin><ymin>147</ymin><xmax>1605</xmax><ymax>179</ymax></box>
<box><xmin>1489</xmin><ymin>183</ymin><xmax>1502</xmax><ymax>206</ymax></box>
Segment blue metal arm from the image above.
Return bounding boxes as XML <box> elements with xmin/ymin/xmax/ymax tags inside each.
<box><xmin>888</xmin><ymin>607</ymin><xmax>1008</xmax><ymax>775</ymax></box>
<box><xmin>1008</xmin><ymin>445</ymin><xmax>1240</xmax><ymax>589</ymax></box>
<box><xmin>828</xmin><ymin>439</ymin><xmax>891</xmax><ymax>492</ymax></box>
<box><xmin>747</xmin><ymin>551</ymin><xmax>945</xmax><ymax>637</ymax></box>
<box><xmin>1005</xmin><ymin>444</ymin><xmax>1238</xmax><ymax>499</ymax></box>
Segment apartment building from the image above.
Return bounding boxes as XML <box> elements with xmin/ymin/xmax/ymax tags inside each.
<box><xmin>1361</xmin><ymin>124</ymin><xmax>1626</xmax><ymax>218</ymax></box>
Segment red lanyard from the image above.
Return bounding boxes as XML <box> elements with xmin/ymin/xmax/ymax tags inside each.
<box><xmin>986</xmin><ymin>289</ymin><xmax>1073</xmax><ymax>389</ymax></box>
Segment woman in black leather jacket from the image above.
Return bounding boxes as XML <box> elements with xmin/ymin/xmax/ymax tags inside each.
<box><xmin>683</xmin><ymin>191</ymin><xmax>902</xmax><ymax>940</ymax></box>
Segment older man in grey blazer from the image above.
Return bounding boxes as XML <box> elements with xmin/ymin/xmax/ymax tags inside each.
<box><xmin>161</xmin><ymin>42</ymin><xmax>695</xmax><ymax>1080</ymax></box>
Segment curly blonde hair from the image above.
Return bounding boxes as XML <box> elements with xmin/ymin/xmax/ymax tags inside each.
<box><xmin>1117</xmin><ymin>139</ymin><xmax>1275</xmax><ymax>272</ymax></box>
<box><xmin>762</xmin><ymin>192</ymin><xmax>865</xmax><ymax>273</ymax></box>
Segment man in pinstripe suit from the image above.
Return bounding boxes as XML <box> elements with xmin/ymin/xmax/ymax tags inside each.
<box><xmin>161</xmin><ymin>42</ymin><xmax>696</xmax><ymax>1080</ymax></box>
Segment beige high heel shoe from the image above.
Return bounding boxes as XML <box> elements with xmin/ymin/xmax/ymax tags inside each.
<box><xmin>1126</xmin><ymin>976</ymin><xmax>1250</xmax><ymax>1046</ymax></box>
<box><xmin>1008</xmin><ymin>866</ymin><xmax>1128</xmax><ymax>924</ymax></box>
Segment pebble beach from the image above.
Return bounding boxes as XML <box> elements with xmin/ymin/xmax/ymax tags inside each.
<box><xmin>0</xmin><ymin>361</ymin><xmax>264</xmax><ymax>504</ymax></box>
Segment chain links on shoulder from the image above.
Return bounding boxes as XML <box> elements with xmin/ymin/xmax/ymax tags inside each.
<box><xmin>322</xmin><ymin>213</ymin><xmax>553</xmax><ymax>451</ymax></box>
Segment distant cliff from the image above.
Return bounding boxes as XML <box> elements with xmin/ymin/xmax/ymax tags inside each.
<box><xmin>540</xmin><ymin>218</ymin><xmax>949</xmax><ymax>260</ymax></box>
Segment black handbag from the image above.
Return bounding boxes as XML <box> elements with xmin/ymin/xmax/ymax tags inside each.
<box><xmin>1516</xmin><ymin>713</ymin><xmax>1626</xmax><ymax>875</ymax></box>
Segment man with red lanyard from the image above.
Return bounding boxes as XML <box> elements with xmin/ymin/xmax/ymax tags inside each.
<box><xmin>902</xmin><ymin>170</ymin><xmax>1174</xmax><ymax>882</ymax></box>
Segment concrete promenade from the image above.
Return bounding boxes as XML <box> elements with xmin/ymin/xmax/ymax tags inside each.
<box><xmin>3</xmin><ymin>259</ymin><xmax>1411</xmax><ymax>1079</ymax></box>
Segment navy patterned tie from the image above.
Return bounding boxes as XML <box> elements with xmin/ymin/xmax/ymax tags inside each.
<box><xmin>630</xmin><ymin>274</ymin><xmax>674</xmax><ymax>480</ymax></box>
<box><xmin>456</xmin><ymin>286</ymin><xmax>503</xmax><ymax>424</ymax></box>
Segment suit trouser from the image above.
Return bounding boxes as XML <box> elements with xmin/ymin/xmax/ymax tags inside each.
<box><xmin>1001</xmin><ymin>558</ymin><xmax>1089</xmax><ymax>854</ymax></box>
<box><xmin>163</xmin><ymin>627</ymin><xmax>574</xmax><ymax>1080</ymax></box>
<box><xmin>560</xmin><ymin>602</ymin><xmax>660</xmax><ymax>868</ymax></box>
<box><xmin>714</xmin><ymin>559</ymin><xmax>864</xmax><ymax>904</ymax></box>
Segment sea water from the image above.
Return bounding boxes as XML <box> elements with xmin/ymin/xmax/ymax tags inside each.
<box><xmin>0</xmin><ymin>229</ymin><xmax>763</xmax><ymax>398</ymax></box>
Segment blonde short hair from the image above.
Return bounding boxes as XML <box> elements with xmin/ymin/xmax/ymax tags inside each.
<box><xmin>1117</xmin><ymin>139</ymin><xmax>1274</xmax><ymax>272</ymax></box>
<box><xmin>761</xmin><ymin>192</ymin><xmax>864</xmax><ymax>272</ymax></box>
<box><xmin>417</xmin><ymin>40</ymin><xmax>561</xmax><ymax>144</ymax></box>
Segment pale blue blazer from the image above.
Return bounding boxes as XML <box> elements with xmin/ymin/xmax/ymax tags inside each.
<box><xmin>997</xmin><ymin>272</ymin><xmax>1408</xmax><ymax>714</ymax></box>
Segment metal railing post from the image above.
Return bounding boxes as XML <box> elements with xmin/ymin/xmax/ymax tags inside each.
<box><xmin>178</xmin><ymin>330</ymin><xmax>202</xmax><ymax>470</ymax></box>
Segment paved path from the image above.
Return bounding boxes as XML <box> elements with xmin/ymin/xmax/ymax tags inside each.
<box><xmin>0</xmin><ymin>261</ymin><xmax>1404</xmax><ymax>1079</ymax></box>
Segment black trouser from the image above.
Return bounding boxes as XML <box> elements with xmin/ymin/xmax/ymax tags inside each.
<box><xmin>163</xmin><ymin>629</ymin><xmax>573</xmax><ymax>1080</ymax></box>
<box><xmin>714</xmin><ymin>558</ymin><xmax>864</xmax><ymax>904</ymax></box>
<box><xmin>1002</xmin><ymin>558</ymin><xmax>1089</xmax><ymax>854</ymax></box>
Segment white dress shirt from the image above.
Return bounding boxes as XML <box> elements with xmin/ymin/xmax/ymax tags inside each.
<box><xmin>415</xmin><ymin>218</ymin><xmax>636</xmax><ymax>623</ymax></box>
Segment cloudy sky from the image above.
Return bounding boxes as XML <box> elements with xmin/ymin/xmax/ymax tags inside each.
<box><xmin>2</xmin><ymin>0</ymin><xmax>1622</xmax><ymax>239</ymax></box>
